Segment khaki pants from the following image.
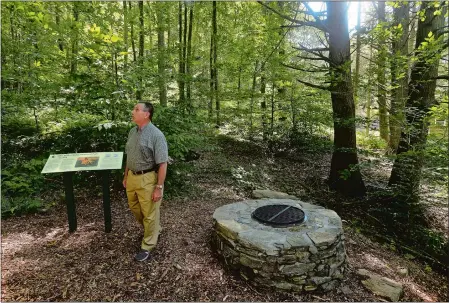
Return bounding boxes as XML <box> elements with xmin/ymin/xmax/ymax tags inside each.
<box><xmin>126</xmin><ymin>170</ymin><xmax>161</xmax><ymax>251</ymax></box>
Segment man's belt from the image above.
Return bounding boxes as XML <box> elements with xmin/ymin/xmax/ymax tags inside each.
<box><xmin>131</xmin><ymin>167</ymin><xmax>157</xmax><ymax>175</ymax></box>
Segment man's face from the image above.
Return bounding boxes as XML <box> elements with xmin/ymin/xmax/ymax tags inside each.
<box><xmin>132</xmin><ymin>103</ymin><xmax>149</xmax><ymax>124</ymax></box>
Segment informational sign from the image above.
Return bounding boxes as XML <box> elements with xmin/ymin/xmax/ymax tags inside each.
<box><xmin>41</xmin><ymin>152</ymin><xmax>123</xmax><ymax>174</ymax></box>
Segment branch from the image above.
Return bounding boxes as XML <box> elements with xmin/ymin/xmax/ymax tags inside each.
<box><xmin>297</xmin><ymin>55</ymin><xmax>330</xmax><ymax>63</ymax></box>
<box><xmin>293</xmin><ymin>45</ymin><xmax>329</xmax><ymax>52</ymax></box>
<box><xmin>434</xmin><ymin>75</ymin><xmax>449</xmax><ymax>80</ymax></box>
<box><xmin>296</xmin><ymin>78</ymin><xmax>329</xmax><ymax>91</ymax></box>
<box><xmin>257</xmin><ymin>1</ymin><xmax>326</xmax><ymax>32</ymax></box>
<box><xmin>282</xmin><ymin>62</ymin><xmax>328</xmax><ymax>73</ymax></box>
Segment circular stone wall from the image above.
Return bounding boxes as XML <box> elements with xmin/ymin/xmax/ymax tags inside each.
<box><xmin>212</xmin><ymin>199</ymin><xmax>346</xmax><ymax>292</ymax></box>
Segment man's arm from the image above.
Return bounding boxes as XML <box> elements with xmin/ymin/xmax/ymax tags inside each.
<box><xmin>153</xmin><ymin>162</ymin><xmax>167</xmax><ymax>202</ymax></box>
<box><xmin>123</xmin><ymin>165</ymin><xmax>129</xmax><ymax>188</ymax></box>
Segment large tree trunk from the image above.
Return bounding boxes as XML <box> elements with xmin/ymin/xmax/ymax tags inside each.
<box><xmin>389</xmin><ymin>2</ymin><xmax>409</xmax><ymax>152</ymax></box>
<box><xmin>156</xmin><ymin>2</ymin><xmax>167</xmax><ymax>107</ymax></box>
<box><xmin>353</xmin><ymin>2</ymin><xmax>361</xmax><ymax>104</ymax></box>
<box><xmin>327</xmin><ymin>2</ymin><xmax>366</xmax><ymax>197</ymax></box>
<box><xmin>388</xmin><ymin>3</ymin><xmax>445</xmax><ymax>204</ymax></box>
<box><xmin>377</xmin><ymin>2</ymin><xmax>389</xmax><ymax>142</ymax></box>
<box><xmin>136</xmin><ymin>0</ymin><xmax>144</xmax><ymax>100</ymax></box>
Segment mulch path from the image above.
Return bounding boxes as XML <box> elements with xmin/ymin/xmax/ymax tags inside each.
<box><xmin>2</xmin><ymin>136</ymin><xmax>447</xmax><ymax>302</ymax></box>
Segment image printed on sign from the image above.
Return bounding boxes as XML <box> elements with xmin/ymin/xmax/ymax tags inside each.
<box><xmin>75</xmin><ymin>156</ymin><xmax>100</xmax><ymax>168</ymax></box>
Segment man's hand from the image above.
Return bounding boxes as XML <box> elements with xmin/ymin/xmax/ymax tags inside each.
<box><xmin>123</xmin><ymin>177</ymin><xmax>127</xmax><ymax>188</ymax></box>
<box><xmin>152</xmin><ymin>187</ymin><xmax>163</xmax><ymax>202</ymax></box>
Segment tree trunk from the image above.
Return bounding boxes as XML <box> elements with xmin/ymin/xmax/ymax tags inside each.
<box><xmin>327</xmin><ymin>1</ymin><xmax>366</xmax><ymax>197</ymax></box>
<box><xmin>129</xmin><ymin>2</ymin><xmax>137</xmax><ymax>62</ymax></box>
<box><xmin>136</xmin><ymin>0</ymin><xmax>144</xmax><ymax>100</ymax></box>
<box><xmin>249</xmin><ymin>61</ymin><xmax>258</xmax><ymax>139</ymax></box>
<box><xmin>353</xmin><ymin>1</ymin><xmax>361</xmax><ymax>104</ymax></box>
<box><xmin>213</xmin><ymin>1</ymin><xmax>219</xmax><ymax>126</ymax></box>
<box><xmin>366</xmin><ymin>45</ymin><xmax>373</xmax><ymax>136</ymax></box>
<box><xmin>388</xmin><ymin>3</ymin><xmax>445</xmax><ymax>204</ymax></box>
<box><xmin>70</xmin><ymin>2</ymin><xmax>80</xmax><ymax>78</ymax></box>
<box><xmin>123</xmin><ymin>1</ymin><xmax>128</xmax><ymax>71</ymax></box>
<box><xmin>156</xmin><ymin>2</ymin><xmax>167</xmax><ymax>106</ymax></box>
<box><xmin>377</xmin><ymin>1</ymin><xmax>389</xmax><ymax>142</ymax></box>
<box><xmin>270</xmin><ymin>81</ymin><xmax>275</xmax><ymax>136</ymax></box>
<box><xmin>178</xmin><ymin>2</ymin><xmax>185</xmax><ymax>105</ymax></box>
<box><xmin>261</xmin><ymin>71</ymin><xmax>267</xmax><ymax>141</ymax></box>
<box><xmin>389</xmin><ymin>2</ymin><xmax>409</xmax><ymax>153</ymax></box>
<box><xmin>186</xmin><ymin>5</ymin><xmax>194</xmax><ymax>107</ymax></box>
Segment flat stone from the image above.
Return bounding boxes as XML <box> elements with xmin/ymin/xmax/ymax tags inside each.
<box><xmin>278</xmin><ymin>254</ymin><xmax>297</xmax><ymax>264</ymax></box>
<box><xmin>295</xmin><ymin>251</ymin><xmax>310</xmax><ymax>262</ymax></box>
<box><xmin>307</xmin><ymin>230</ymin><xmax>339</xmax><ymax>247</ymax></box>
<box><xmin>238</xmin><ymin>229</ymin><xmax>284</xmax><ymax>256</ymax></box>
<box><xmin>357</xmin><ymin>269</ymin><xmax>404</xmax><ymax>302</ymax></box>
<box><xmin>216</xmin><ymin>219</ymin><xmax>249</xmax><ymax>240</ymax></box>
<box><xmin>280</xmin><ymin>262</ymin><xmax>316</xmax><ymax>276</ymax></box>
<box><xmin>240</xmin><ymin>254</ymin><xmax>265</xmax><ymax>269</ymax></box>
<box><xmin>304</xmin><ymin>284</ymin><xmax>318</xmax><ymax>291</ymax></box>
<box><xmin>272</xmin><ymin>281</ymin><xmax>294</xmax><ymax>290</ymax></box>
<box><xmin>252</xmin><ymin>189</ymin><xmax>298</xmax><ymax>200</ymax></box>
<box><xmin>310</xmin><ymin>276</ymin><xmax>332</xmax><ymax>285</ymax></box>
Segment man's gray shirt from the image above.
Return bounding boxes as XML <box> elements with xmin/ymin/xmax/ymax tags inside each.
<box><xmin>125</xmin><ymin>122</ymin><xmax>168</xmax><ymax>172</ymax></box>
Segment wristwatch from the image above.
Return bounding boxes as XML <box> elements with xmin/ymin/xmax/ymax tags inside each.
<box><xmin>155</xmin><ymin>184</ymin><xmax>164</xmax><ymax>190</ymax></box>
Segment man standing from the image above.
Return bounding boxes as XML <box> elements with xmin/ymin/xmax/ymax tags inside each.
<box><xmin>123</xmin><ymin>102</ymin><xmax>168</xmax><ymax>261</ymax></box>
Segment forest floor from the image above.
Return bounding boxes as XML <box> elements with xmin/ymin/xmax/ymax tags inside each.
<box><xmin>1</xmin><ymin>135</ymin><xmax>448</xmax><ymax>302</ymax></box>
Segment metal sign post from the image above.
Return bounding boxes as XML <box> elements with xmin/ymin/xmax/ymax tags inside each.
<box><xmin>42</xmin><ymin>152</ymin><xmax>123</xmax><ymax>233</ymax></box>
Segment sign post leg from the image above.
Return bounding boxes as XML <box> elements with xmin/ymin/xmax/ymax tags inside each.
<box><xmin>102</xmin><ymin>170</ymin><xmax>112</xmax><ymax>233</ymax></box>
<box><xmin>63</xmin><ymin>172</ymin><xmax>77</xmax><ymax>232</ymax></box>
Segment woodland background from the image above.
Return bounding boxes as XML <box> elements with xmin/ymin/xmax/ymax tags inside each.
<box><xmin>1</xmin><ymin>1</ymin><xmax>448</xmax><ymax>300</ymax></box>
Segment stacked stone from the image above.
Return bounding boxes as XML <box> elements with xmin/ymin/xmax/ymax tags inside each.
<box><xmin>213</xmin><ymin>199</ymin><xmax>346</xmax><ymax>292</ymax></box>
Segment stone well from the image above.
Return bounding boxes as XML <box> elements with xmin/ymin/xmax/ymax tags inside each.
<box><xmin>212</xmin><ymin>199</ymin><xmax>346</xmax><ymax>292</ymax></box>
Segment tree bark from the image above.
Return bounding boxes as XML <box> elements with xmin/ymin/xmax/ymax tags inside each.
<box><xmin>388</xmin><ymin>3</ymin><xmax>445</xmax><ymax>204</ymax></box>
<box><xmin>327</xmin><ymin>1</ymin><xmax>366</xmax><ymax>197</ymax></box>
<box><xmin>213</xmin><ymin>1</ymin><xmax>219</xmax><ymax>126</ymax></box>
<box><xmin>366</xmin><ymin>45</ymin><xmax>373</xmax><ymax>136</ymax></box>
<box><xmin>389</xmin><ymin>2</ymin><xmax>409</xmax><ymax>152</ymax></box>
<box><xmin>136</xmin><ymin>0</ymin><xmax>144</xmax><ymax>100</ymax></box>
<box><xmin>186</xmin><ymin>5</ymin><xmax>194</xmax><ymax>107</ymax></box>
<box><xmin>156</xmin><ymin>2</ymin><xmax>167</xmax><ymax>107</ymax></box>
<box><xmin>123</xmin><ymin>1</ymin><xmax>128</xmax><ymax>71</ymax></box>
<box><xmin>70</xmin><ymin>2</ymin><xmax>80</xmax><ymax>78</ymax></box>
<box><xmin>129</xmin><ymin>2</ymin><xmax>137</xmax><ymax>62</ymax></box>
<box><xmin>178</xmin><ymin>2</ymin><xmax>185</xmax><ymax>105</ymax></box>
<box><xmin>353</xmin><ymin>1</ymin><xmax>361</xmax><ymax>104</ymax></box>
<box><xmin>377</xmin><ymin>1</ymin><xmax>389</xmax><ymax>142</ymax></box>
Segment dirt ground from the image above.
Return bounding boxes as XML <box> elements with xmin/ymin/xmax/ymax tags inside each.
<box><xmin>2</xmin><ymin>136</ymin><xmax>448</xmax><ymax>302</ymax></box>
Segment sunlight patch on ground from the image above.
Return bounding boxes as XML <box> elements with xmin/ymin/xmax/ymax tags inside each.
<box><xmin>1</xmin><ymin>232</ymin><xmax>36</xmax><ymax>255</ymax></box>
<box><xmin>361</xmin><ymin>253</ymin><xmax>394</xmax><ymax>275</ymax></box>
<box><xmin>405</xmin><ymin>281</ymin><xmax>437</xmax><ymax>302</ymax></box>
<box><xmin>209</xmin><ymin>186</ymin><xmax>241</xmax><ymax>200</ymax></box>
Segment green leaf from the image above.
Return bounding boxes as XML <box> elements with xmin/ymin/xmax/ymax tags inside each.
<box><xmin>111</xmin><ymin>35</ymin><xmax>119</xmax><ymax>43</ymax></box>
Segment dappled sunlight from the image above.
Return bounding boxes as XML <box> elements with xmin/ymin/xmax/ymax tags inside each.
<box><xmin>210</xmin><ymin>186</ymin><xmax>241</xmax><ymax>199</ymax></box>
<box><xmin>1</xmin><ymin>232</ymin><xmax>36</xmax><ymax>255</ymax></box>
<box><xmin>361</xmin><ymin>253</ymin><xmax>394</xmax><ymax>275</ymax></box>
<box><xmin>405</xmin><ymin>281</ymin><xmax>438</xmax><ymax>302</ymax></box>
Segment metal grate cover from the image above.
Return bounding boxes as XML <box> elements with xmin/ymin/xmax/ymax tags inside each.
<box><xmin>252</xmin><ymin>205</ymin><xmax>305</xmax><ymax>226</ymax></box>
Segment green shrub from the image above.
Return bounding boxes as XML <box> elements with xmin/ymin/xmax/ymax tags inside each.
<box><xmin>1</xmin><ymin>196</ymin><xmax>43</xmax><ymax>218</ymax></box>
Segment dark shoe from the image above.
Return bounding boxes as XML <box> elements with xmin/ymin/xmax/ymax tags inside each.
<box><xmin>134</xmin><ymin>249</ymin><xmax>150</xmax><ymax>262</ymax></box>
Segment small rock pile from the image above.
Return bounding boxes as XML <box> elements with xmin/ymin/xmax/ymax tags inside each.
<box><xmin>212</xmin><ymin>198</ymin><xmax>346</xmax><ymax>292</ymax></box>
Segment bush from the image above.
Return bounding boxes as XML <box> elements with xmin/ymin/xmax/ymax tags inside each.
<box><xmin>1</xmin><ymin>196</ymin><xmax>43</xmax><ymax>218</ymax></box>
